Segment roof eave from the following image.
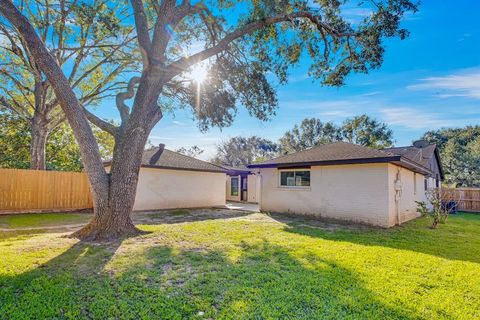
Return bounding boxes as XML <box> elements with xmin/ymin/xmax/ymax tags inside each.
<box><xmin>394</xmin><ymin>157</ymin><xmax>433</xmax><ymax>176</ymax></box>
<box><xmin>247</xmin><ymin>156</ymin><xmax>402</xmax><ymax>169</ymax></box>
<box><xmin>103</xmin><ymin>162</ymin><xmax>226</xmax><ymax>174</ymax></box>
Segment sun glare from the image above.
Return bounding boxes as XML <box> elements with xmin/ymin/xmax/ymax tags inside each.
<box><xmin>188</xmin><ymin>64</ymin><xmax>208</xmax><ymax>83</ymax></box>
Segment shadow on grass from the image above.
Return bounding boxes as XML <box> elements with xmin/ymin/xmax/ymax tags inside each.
<box><xmin>275</xmin><ymin>212</ymin><xmax>480</xmax><ymax>264</ymax></box>
<box><xmin>0</xmin><ymin>238</ymin><xmax>422</xmax><ymax>319</ymax></box>
<box><xmin>133</xmin><ymin>208</ymin><xmax>252</xmax><ymax>225</ymax></box>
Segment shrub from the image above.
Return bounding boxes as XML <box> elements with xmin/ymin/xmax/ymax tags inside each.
<box><xmin>416</xmin><ymin>188</ymin><xmax>458</xmax><ymax>229</ymax></box>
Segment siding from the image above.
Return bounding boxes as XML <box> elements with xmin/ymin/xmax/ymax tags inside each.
<box><xmin>133</xmin><ymin>167</ymin><xmax>226</xmax><ymax>211</ymax></box>
<box><xmin>387</xmin><ymin>164</ymin><xmax>427</xmax><ymax>226</ymax></box>
<box><xmin>259</xmin><ymin>163</ymin><xmax>391</xmax><ymax>227</ymax></box>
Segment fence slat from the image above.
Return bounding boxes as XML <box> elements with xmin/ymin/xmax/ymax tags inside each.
<box><xmin>445</xmin><ymin>188</ymin><xmax>480</xmax><ymax>212</ymax></box>
<box><xmin>0</xmin><ymin>168</ymin><xmax>93</xmax><ymax>213</ymax></box>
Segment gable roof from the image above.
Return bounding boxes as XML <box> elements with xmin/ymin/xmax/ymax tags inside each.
<box><xmin>248</xmin><ymin>141</ymin><xmax>432</xmax><ymax>175</ymax></box>
<box><xmin>383</xmin><ymin>144</ymin><xmax>444</xmax><ymax>179</ymax></box>
<box><xmin>104</xmin><ymin>145</ymin><xmax>225</xmax><ymax>173</ymax></box>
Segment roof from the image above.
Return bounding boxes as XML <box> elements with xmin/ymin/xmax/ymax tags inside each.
<box><xmin>383</xmin><ymin>145</ymin><xmax>436</xmax><ymax>168</ymax></box>
<box><xmin>219</xmin><ymin>165</ymin><xmax>252</xmax><ymax>175</ymax></box>
<box><xmin>383</xmin><ymin>144</ymin><xmax>444</xmax><ymax>179</ymax></box>
<box><xmin>104</xmin><ymin>145</ymin><xmax>225</xmax><ymax>173</ymax></box>
<box><xmin>248</xmin><ymin>141</ymin><xmax>432</xmax><ymax>175</ymax></box>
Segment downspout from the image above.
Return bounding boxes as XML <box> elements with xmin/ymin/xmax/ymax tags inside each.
<box><xmin>394</xmin><ymin>168</ymin><xmax>403</xmax><ymax>225</ymax></box>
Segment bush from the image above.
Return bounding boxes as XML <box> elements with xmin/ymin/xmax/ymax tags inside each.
<box><xmin>416</xmin><ymin>188</ymin><xmax>458</xmax><ymax>229</ymax></box>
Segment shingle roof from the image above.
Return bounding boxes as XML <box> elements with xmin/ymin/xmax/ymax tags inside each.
<box><xmin>219</xmin><ymin>165</ymin><xmax>252</xmax><ymax>174</ymax></box>
<box><xmin>105</xmin><ymin>146</ymin><xmax>225</xmax><ymax>173</ymax></box>
<box><xmin>383</xmin><ymin>144</ymin><xmax>436</xmax><ymax>168</ymax></box>
<box><xmin>249</xmin><ymin>142</ymin><xmax>399</xmax><ymax>168</ymax></box>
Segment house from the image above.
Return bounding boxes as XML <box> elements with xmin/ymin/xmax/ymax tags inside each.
<box><xmin>248</xmin><ymin>141</ymin><xmax>443</xmax><ymax>227</ymax></box>
<box><xmin>223</xmin><ymin>166</ymin><xmax>261</xmax><ymax>203</ymax></box>
<box><xmin>104</xmin><ymin>144</ymin><xmax>226</xmax><ymax>211</ymax></box>
<box><xmin>383</xmin><ymin>140</ymin><xmax>444</xmax><ymax>189</ymax></box>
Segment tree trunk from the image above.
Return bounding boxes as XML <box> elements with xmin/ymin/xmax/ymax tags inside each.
<box><xmin>72</xmin><ymin>108</ymin><xmax>161</xmax><ymax>241</ymax></box>
<box><xmin>30</xmin><ymin>115</ymin><xmax>49</xmax><ymax>170</ymax></box>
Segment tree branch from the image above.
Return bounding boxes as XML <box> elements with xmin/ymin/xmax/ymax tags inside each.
<box><xmin>130</xmin><ymin>0</ymin><xmax>151</xmax><ymax>63</ymax></box>
<box><xmin>116</xmin><ymin>76</ymin><xmax>140</xmax><ymax>123</ymax></box>
<box><xmin>83</xmin><ymin>108</ymin><xmax>119</xmax><ymax>136</ymax></box>
<box><xmin>165</xmin><ymin>11</ymin><xmax>356</xmax><ymax>79</ymax></box>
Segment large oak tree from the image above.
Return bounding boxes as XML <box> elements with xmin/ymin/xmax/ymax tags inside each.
<box><xmin>0</xmin><ymin>0</ymin><xmax>135</xmax><ymax>169</ymax></box>
<box><xmin>0</xmin><ymin>0</ymin><xmax>418</xmax><ymax>240</ymax></box>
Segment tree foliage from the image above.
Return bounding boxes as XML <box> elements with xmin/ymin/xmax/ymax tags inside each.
<box><xmin>341</xmin><ymin>114</ymin><xmax>394</xmax><ymax>148</ymax></box>
<box><xmin>421</xmin><ymin>126</ymin><xmax>480</xmax><ymax>187</ymax></box>
<box><xmin>279</xmin><ymin>118</ymin><xmax>341</xmax><ymax>154</ymax></box>
<box><xmin>0</xmin><ymin>111</ymin><xmax>114</xmax><ymax>171</ymax></box>
<box><xmin>0</xmin><ymin>0</ymin><xmax>135</xmax><ymax>169</ymax></box>
<box><xmin>279</xmin><ymin>115</ymin><xmax>393</xmax><ymax>153</ymax></box>
<box><xmin>175</xmin><ymin>145</ymin><xmax>204</xmax><ymax>158</ymax></box>
<box><xmin>213</xmin><ymin>136</ymin><xmax>279</xmax><ymax>167</ymax></box>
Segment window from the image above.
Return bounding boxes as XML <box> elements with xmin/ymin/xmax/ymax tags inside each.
<box><xmin>424</xmin><ymin>177</ymin><xmax>428</xmax><ymax>190</ymax></box>
<box><xmin>231</xmin><ymin>177</ymin><xmax>239</xmax><ymax>196</ymax></box>
<box><xmin>414</xmin><ymin>173</ymin><xmax>417</xmax><ymax>195</ymax></box>
<box><xmin>280</xmin><ymin>170</ymin><xmax>310</xmax><ymax>187</ymax></box>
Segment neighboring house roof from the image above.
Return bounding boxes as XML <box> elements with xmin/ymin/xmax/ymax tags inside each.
<box><xmin>248</xmin><ymin>141</ymin><xmax>432</xmax><ymax>175</ymax></box>
<box><xmin>383</xmin><ymin>144</ymin><xmax>444</xmax><ymax>179</ymax></box>
<box><xmin>104</xmin><ymin>144</ymin><xmax>225</xmax><ymax>173</ymax></box>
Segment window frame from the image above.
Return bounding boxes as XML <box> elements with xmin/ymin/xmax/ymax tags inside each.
<box><xmin>230</xmin><ymin>176</ymin><xmax>239</xmax><ymax>196</ymax></box>
<box><xmin>278</xmin><ymin>169</ymin><xmax>311</xmax><ymax>189</ymax></box>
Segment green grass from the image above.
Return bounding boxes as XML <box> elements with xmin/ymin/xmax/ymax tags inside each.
<box><xmin>0</xmin><ymin>211</ymin><xmax>479</xmax><ymax>319</ymax></box>
<box><xmin>0</xmin><ymin>212</ymin><xmax>91</xmax><ymax>229</ymax></box>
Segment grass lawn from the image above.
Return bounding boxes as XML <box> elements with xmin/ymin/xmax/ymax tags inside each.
<box><xmin>0</xmin><ymin>210</ymin><xmax>479</xmax><ymax>319</ymax></box>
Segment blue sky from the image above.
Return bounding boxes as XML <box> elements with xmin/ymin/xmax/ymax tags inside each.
<box><xmin>94</xmin><ymin>1</ymin><xmax>480</xmax><ymax>160</ymax></box>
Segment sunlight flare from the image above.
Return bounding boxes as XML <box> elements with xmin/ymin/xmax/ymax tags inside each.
<box><xmin>188</xmin><ymin>63</ymin><xmax>208</xmax><ymax>83</ymax></box>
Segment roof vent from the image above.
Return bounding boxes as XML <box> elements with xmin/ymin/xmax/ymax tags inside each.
<box><xmin>413</xmin><ymin>140</ymin><xmax>429</xmax><ymax>149</ymax></box>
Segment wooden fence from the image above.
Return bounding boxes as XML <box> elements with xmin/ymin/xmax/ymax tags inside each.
<box><xmin>446</xmin><ymin>187</ymin><xmax>480</xmax><ymax>213</ymax></box>
<box><xmin>0</xmin><ymin>168</ymin><xmax>93</xmax><ymax>213</ymax></box>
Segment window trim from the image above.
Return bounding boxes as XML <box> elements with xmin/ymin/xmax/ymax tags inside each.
<box><xmin>278</xmin><ymin>169</ymin><xmax>311</xmax><ymax>189</ymax></box>
<box><xmin>230</xmin><ymin>176</ymin><xmax>239</xmax><ymax>196</ymax></box>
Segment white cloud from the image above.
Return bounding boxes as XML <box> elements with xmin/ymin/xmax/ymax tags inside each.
<box><xmin>408</xmin><ymin>68</ymin><xmax>480</xmax><ymax>99</ymax></box>
<box><xmin>380</xmin><ymin>107</ymin><xmax>480</xmax><ymax>130</ymax></box>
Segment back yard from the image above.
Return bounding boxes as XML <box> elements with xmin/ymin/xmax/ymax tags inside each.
<box><xmin>1</xmin><ymin>210</ymin><xmax>479</xmax><ymax>319</ymax></box>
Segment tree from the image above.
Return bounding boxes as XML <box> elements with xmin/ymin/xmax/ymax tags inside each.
<box><xmin>213</xmin><ymin>136</ymin><xmax>279</xmax><ymax>167</ymax></box>
<box><xmin>341</xmin><ymin>114</ymin><xmax>394</xmax><ymax>148</ymax></box>
<box><xmin>0</xmin><ymin>0</ymin><xmax>418</xmax><ymax>240</ymax></box>
<box><xmin>279</xmin><ymin>118</ymin><xmax>340</xmax><ymax>154</ymax></box>
<box><xmin>0</xmin><ymin>0</ymin><xmax>135</xmax><ymax>170</ymax></box>
<box><xmin>175</xmin><ymin>145</ymin><xmax>204</xmax><ymax>158</ymax></box>
<box><xmin>421</xmin><ymin>126</ymin><xmax>480</xmax><ymax>187</ymax></box>
<box><xmin>0</xmin><ymin>111</ymin><xmax>114</xmax><ymax>171</ymax></box>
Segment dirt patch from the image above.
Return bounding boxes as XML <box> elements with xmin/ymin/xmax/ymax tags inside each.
<box><xmin>133</xmin><ymin>208</ymin><xmax>253</xmax><ymax>225</ymax></box>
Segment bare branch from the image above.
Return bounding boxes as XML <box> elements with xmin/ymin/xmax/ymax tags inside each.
<box><xmin>116</xmin><ymin>76</ymin><xmax>140</xmax><ymax>123</ymax></box>
<box><xmin>83</xmin><ymin>108</ymin><xmax>118</xmax><ymax>136</ymax></box>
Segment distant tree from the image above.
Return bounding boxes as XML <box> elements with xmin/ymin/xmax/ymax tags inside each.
<box><xmin>175</xmin><ymin>145</ymin><xmax>204</xmax><ymax>158</ymax></box>
<box><xmin>341</xmin><ymin>114</ymin><xmax>394</xmax><ymax>148</ymax></box>
<box><xmin>279</xmin><ymin>118</ymin><xmax>341</xmax><ymax>154</ymax></box>
<box><xmin>0</xmin><ymin>111</ymin><xmax>114</xmax><ymax>171</ymax></box>
<box><xmin>213</xmin><ymin>136</ymin><xmax>279</xmax><ymax>167</ymax></box>
<box><xmin>421</xmin><ymin>126</ymin><xmax>480</xmax><ymax>187</ymax></box>
<box><xmin>0</xmin><ymin>0</ymin><xmax>135</xmax><ymax>170</ymax></box>
<box><xmin>0</xmin><ymin>0</ymin><xmax>418</xmax><ymax>239</ymax></box>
